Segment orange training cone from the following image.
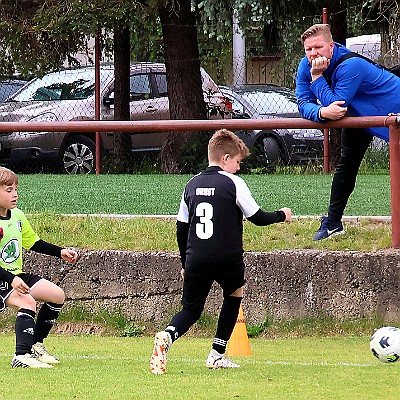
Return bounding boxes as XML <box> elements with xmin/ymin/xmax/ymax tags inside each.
<box><xmin>227</xmin><ymin>304</ymin><xmax>252</xmax><ymax>356</ymax></box>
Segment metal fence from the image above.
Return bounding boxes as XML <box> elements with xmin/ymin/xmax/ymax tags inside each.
<box><xmin>0</xmin><ymin>42</ymin><xmax>394</xmax><ymax>175</ymax></box>
<box><xmin>0</xmin><ymin>59</ymin><xmax>334</xmax><ymax>175</ymax></box>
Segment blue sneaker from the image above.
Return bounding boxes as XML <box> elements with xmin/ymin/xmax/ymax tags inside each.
<box><xmin>313</xmin><ymin>216</ymin><xmax>345</xmax><ymax>241</ymax></box>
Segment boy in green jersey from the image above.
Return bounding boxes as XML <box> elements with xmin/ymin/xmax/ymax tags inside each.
<box><xmin>0</xmin><ymin>167</ymin><xmax>79</xmax><ymax>368</ymax></box>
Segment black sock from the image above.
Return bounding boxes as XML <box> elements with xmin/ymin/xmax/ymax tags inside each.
<box><xmin>165</xmin><ymin>307</ymin><xmax>202</xmax><ymax>342</ymax></box>
<box><xmin>213</xmin><ymin>296</ymin><xmax>242</xmax><ymax>354</ymax></box>
<box><xmin>15</xmin><ymin>308</ymin><xmax>36</xmax><ymax>355</ymax></box>
<box><xmin>33</xmin><ymin>302</ymin><xmax>63</xmax><ymax>344</ymax></box>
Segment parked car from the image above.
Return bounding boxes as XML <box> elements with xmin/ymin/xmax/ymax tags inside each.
<box><xmin>219</xmin><ymin>84</ymin><xmax>324</xmax><ymax>171</ymax></box>
<box><xmin>0</xmin><ymin>64</ymin><xmax>229</xmax><ymax>174</ymax></box>
<box><xmin>0</xmin><ymin>79</ymin><xmax>27</xmax><ymax>103</ymax></box>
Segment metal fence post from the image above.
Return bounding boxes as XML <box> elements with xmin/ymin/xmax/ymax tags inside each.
<box><xmin>390</xmin><ymin>121</ymin><xmax>400</xmax><ymax>248</ymax></box>
<box><xmin>322</xmin><ymin>7</ymin><xmax>328</xmax><ymax>24</ymax></box>
<box><xmin>322</xmin><ymin>7</ymin><xmax>330</xmax><ymax>174</ymax></box>
<box><xmin>95</xmin><ymin>31</ymin><xmax>101</xmax><ymax>175</ymax></box>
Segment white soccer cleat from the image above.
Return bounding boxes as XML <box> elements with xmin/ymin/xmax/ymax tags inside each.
<box><xmin>11</xmin><ymin>353</ymin><xmax>53</xmax><ymax>368</ymax></box>
<box><xmin>32</xmin><ymin>342</ymin><xmax>60</xmax><ymax>364</ymax></box>
<box><xmin>150</xmin><ymin>331</ymin><xmax>172</xmax><ymax>375</ymax></box>
<box><xmin>206</xmin><ymin>350</ymin><xmax>240</xmax><ymax>369</ymax></box>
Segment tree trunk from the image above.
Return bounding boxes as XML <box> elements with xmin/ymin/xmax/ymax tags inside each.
<box><xmin>329</xmin><ymin>1</ymin><xmax>348</xmax><ymax>46</ymax></box>
<box><xmin>112</xmin><ymin>26</ymin><xmax>132</xmax><ymax>173</ymax></box>
<box><xmin>158</xmin><ymin>0</ymin><xmax>209</xmax><ymax>174</ymax></box>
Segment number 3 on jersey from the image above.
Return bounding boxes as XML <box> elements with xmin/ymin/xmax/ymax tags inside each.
<box><xmin>196</xmin><ymin>202</ymin><xmax>213</xmax><ymax>239</ymax></box>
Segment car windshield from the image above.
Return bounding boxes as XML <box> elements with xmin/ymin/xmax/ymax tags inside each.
<box><xmin>0</xmin><ymin>81</ymin><xmax>25</xmax><ymax>102</ymax></box>
<box><xmin>11</xmin><ymin>68</ymin><xmax>113</xmax><ymax>102</ymax></box>
<box><xmin>237</xmin><ymin>87</ymin><xmax>299</xmax><ymax>115</ymax></box>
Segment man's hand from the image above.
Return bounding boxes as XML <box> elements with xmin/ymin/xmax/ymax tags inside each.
<box><xmin>320</xmin><ymin>101</ymin><xmax>347</xmax><ymax>120</ymax></box>
<box><xmin>311</xmin><ymin>56</ymin><xmax>330</xmax><ymax>81</ymax></box>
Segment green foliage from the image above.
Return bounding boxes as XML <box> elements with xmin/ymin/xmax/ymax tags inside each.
<box><xmin>263</xmin><ymin>314</ymin><xmax>390</xmax><ymax>338</ymax></box>
<box><xmin>1</xmin><ymin>0</ymin><xmax>397</xmax><ymax>83</ymax></box>
<box><xmin>0</xmin><ymin>0</ymin><xmax>162</xmax><ymax>76</ymax></box>
<box><xmin>247</xmin><ymin>315</ymin><xmax>273</xmax><ymax>338</ymax></box>
<box><xmin>58</xmin><ymin>306</ymin><xmax>130</xmax><ymax>331</ymax></box>
<box><xmin>123</xmin><ymin>323</ymin><xmax>146</xmax><ymax>337</ymax></box>
<box><xmin>359</xmin><ymin>142</ymin><xmax>389</xmax><ymax>174</ymax></box>
<box><xmin>196</xmin><ymin>312</ymin><xmax>218</xmax><ymax>330</ymax></box>
<box><xmin>0</xmin><ymin>1</ymin><xmax>89</xmax><ymax>76</ymax></box>
<box><xmin>179</xmin><ymin>132</ymin><xmax>211</xmax><ymax>174</ymax></box>
<box><xmin>245</xmin><ymin>314</ymin><xmax>391</xmax><ymax>339</ymax></box>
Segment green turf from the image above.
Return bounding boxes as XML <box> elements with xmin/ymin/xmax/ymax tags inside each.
<box><xmin>17</xmin><ymin>174</ymin><xmax>391</xmax><ymax>216</ymax></box>
<box><xmin>0</xmin><ymin>334</ymin><xmax>397</xmax><ymax>400</ymax></box>
<box><xmin>22</xmin><ymin>213</ymin><xmax>392</xmax><ymax>251</ymax></box>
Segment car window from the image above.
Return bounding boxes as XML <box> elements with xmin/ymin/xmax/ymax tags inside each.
<box><xmin>130</xmin><ymin>74</ymin><xmax>151</xmax><ymax>101</ymax></box>
<box><xmin>0</xmin><ymin>82</ymin><xmax>25</xmax><ymax>102</ymax></box>
<box><xmin>30</xmin><ymin>80</ymin><xmax>95</xmax><ymax>101</ymax></box>
<box><xmin>240</xmin><ymin>91</ymin><xmax>298</xmax><ymax>114</ymax></box>
<box><xmin>11</xmin><ymin>69</ymin><xmax>112</xmax><ymax>102</ymax></box>
<box><xmin>154</xmin><ymin>74</ymin><xmax>168</xmax><ymax>97</ymax></box>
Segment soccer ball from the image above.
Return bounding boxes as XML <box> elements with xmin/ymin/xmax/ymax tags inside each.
<box><xmin>370</xmin><ymin>326</ymin><xmax>400</xmax><ymax>363</ymax></box>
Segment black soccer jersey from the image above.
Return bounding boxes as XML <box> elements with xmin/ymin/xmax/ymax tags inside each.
<box><xmin>177</xmin><ymin>166</ymin><xmax>260</xmax><ymax>265</ymax></box>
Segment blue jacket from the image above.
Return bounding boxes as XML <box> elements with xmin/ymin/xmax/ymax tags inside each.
<box><xmin>296</xmin><ymin>42</ymin><xmax>400</xmax><ymax>141</ymax></box>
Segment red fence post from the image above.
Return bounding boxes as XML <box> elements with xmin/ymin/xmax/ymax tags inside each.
<box><xmin>322</xmin><ymin>8</ymin><xmax>330</xmax><ymax>173</ymax></box>
<box><xmin>390</xmin><ymin>123</ymin><xmax>400</xmax><ymax>248</ymax></box>
<box><xmin>322</xmin><ymin>8</ymin><xmax>328</xmax><ymax>24</ymax></box>
<box><xmin>95</xmin><ymin>32</ymin><xmax>101</xmax><ymax>175</ymax></box>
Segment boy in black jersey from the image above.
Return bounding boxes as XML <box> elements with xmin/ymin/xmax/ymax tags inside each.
<box><xmin>150</xmin><ymin>129</ymin><xmax>291</xmax><ymax>374</ymax></box>
<box><xmin>0</xmin><ymin>167</ymin><xmax>79</xmax><ymax>368</ymax></box>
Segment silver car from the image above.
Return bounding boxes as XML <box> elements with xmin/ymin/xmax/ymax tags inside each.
<box><xmin>219</xmin><ymin>84</ymin><xmax>324</xmax><ymax>171</ymax></box>
<box><xmin>0</xmin><ymin>63</ymin><xmax>227</xmax><ymax>174</ymax></box>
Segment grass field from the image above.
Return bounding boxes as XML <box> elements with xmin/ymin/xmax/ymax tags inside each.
<box><xmin>6</xmin><ymin>172</ymin><xmax>391</xmax><ymax>251</ymax></box>
<box><xmin>2</xmin><ymin>172</ymin><xmax>396</xmax><ymax>399</ymax></box>
<box><xmin>0</xmin><ymin>334</ymin><xmax>397</xmax><ymax>400</ymax></box>
<box><xmin>17</xmin><ymin>173</ymin><xmax>391</xmax><ymax>216</ymax></box>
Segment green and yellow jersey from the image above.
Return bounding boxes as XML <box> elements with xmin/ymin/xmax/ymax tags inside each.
<box><xmin>0</xmin><ymin>207</ymin><xmax>39</xmax><ymax>275</ymax></box>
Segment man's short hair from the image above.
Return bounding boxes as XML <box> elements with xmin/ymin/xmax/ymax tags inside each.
<box><xmin>301</xmin><ymin>24</ymin><xmax>333</xmax><ymax>43</ymax></box>
<box><xmin>0</xmin><ymin>167</ymin><xmax>18</xmax><ymax>186</ymax></box>
<box><xmin>208</xmin><ymin>129</ymin><xmax>250</xmax><ymax>162</ymax></box>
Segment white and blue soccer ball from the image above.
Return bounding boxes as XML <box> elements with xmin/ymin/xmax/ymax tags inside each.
<box><xmin>370</xmin><ymin>326</ymin><xmax>400</xmax><ymax>363</ymax></box>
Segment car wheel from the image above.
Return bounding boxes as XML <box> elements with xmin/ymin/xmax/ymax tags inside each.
<box><xmin>61</xmin><ymin>135</ymin><xmax>96</xmax><ymax>174</ymax></box>
<box><xmin>246</xmin><ymin>136</ymin><xmax>282</xmax><ymax>173</ymax></box>
<box><xmin>262</xmin><ymin>137</ymin><xmax>282</xmax><ymax>167</ymax></box>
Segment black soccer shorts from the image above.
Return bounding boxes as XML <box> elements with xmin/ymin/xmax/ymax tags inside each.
<box><xmin>182</xmin><ymin>259</ymin><xmax>246</xmax><ymax>314</ymax></box>
<box><xmin>0</xmin><ymin>273</ymin><xmax>42</xmax><ymax>312</ymax></box>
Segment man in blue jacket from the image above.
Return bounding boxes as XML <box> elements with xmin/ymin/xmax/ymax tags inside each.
<box><xmin>296</xmin><ymin>23</ymin><xmax>400</xmax><ymax>240</ymax></box>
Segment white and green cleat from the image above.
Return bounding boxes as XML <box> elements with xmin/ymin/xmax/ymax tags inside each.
<box><xmin>32</xmin><ymin>342</ymin><xmax>60</xmax><ymax>364</ymax></box>
<box><xmin>11</xmin><ymin>353</ymin><xmax>53</xmax><ymax>368</ymax></box>
<box><xmin>206</xmin><ymin>349</ymin><xmax>240</xmax><ymax>369</ymax></box>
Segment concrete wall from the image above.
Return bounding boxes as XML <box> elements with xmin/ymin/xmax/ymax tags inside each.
<box><xmin>24</xmin><ymin>249</ymin><xmax>400</xmax><ymax>324</ymax></box>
